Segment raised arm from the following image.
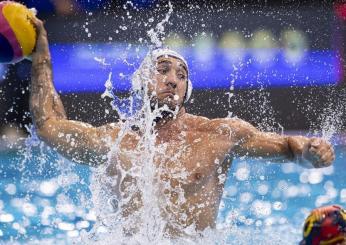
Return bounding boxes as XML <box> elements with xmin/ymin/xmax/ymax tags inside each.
<box><xmin>229</xmin><ymin>119</ymin><xmax>335</xmax><ymax>168</ymax></box>
<box><xmin>29</xmin><ymin>17</ymin><xmax>119</xmax><ymax>166</ymax></box>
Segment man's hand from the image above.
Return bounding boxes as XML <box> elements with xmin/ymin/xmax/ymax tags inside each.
<box><xmin>30</xmin><ymin>17</ymin><xmax>50</xmax><ymax>56</ymax></box>
<box><xmin>288</xmin><ymin>136</ymin><xmax>335</xmax><ymax>168</ymax></box>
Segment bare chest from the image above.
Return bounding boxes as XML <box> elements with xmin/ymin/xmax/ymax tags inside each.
<box><xmin>105</xmin><ymin>130</ymin><xmax>233</xmax><ymax>230</ymax></box>
<box><xmin>111</xmin><ymin>131</ymin><xmax>232</xmax><ymax>187</ymax></box>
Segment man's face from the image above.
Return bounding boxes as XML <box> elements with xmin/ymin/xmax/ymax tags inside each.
<box><xmin>148</xmin><ymin>56</ymin><xmax>188</xmax><ymax>111</ymax></box>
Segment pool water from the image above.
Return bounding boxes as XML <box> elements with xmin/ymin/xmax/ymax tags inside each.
<box><xmin>0</xmin><ymin>141</ymin><xmax>345</xmax><ymax>244</ymax></box>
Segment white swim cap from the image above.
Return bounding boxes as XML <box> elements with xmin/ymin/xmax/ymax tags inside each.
<box><xmin>132</xmin><ymin>48</ymin><xmax>193</xmax><ymax>103</ymax></box>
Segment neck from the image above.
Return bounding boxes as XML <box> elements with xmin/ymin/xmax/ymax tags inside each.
<box><xmin>154</xmin><ymin>107</ymin><xmax>186</xmax><ymax>129</ymax></box>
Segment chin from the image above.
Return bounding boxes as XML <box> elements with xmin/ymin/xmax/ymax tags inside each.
<box><xmin>158</xmin><ymin>98</ymin><xmax>181</xmax><ymax>111</ymax></box>
<box><xmin>159</xmin><ymin>102</ymin><xmax>178</xmax><ymax>111</ymax></box>
<box><xmin>150</xmin><ymin>96</ymin><xmax>182</xmax><ymax>112</ymax></box>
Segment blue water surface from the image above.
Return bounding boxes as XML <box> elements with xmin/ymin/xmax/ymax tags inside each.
<box><xmin>0</xmin><ymin>141</ymin><xmax>345</xmax><ymax>244</ymax></box>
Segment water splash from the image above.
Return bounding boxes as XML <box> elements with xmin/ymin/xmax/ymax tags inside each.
<box><xmin>101</xmin><ymin>72</ymin><xmax>143</xmax><ymax>119</ymax></box>
<box><xmin>87</xmin><ymin>6</ymin><xmax>202</xmax><ymax>242</ymax></box>
<box><xmin>2</xmin><ymin>2</ymin><xmax>344</xmax><ymax>245</ymax></box>
<box><xmin>317</xmin><ymin>90</ymin><xmax>346</xmax><ymax>141</ymax></box>
<box><xmin>147</xmin><ymin>1</ymin><xmax>173</xmax><ymax>48</ymax></box>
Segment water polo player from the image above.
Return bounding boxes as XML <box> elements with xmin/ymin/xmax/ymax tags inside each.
<box><xmin>29</xmin><ymin>16</ymin><xmax>335</xmax><ymax>238</ymax></box>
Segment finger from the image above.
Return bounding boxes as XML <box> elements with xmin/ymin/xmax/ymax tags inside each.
<box><xmin>312</xmin><ymin>160</ymin><xmax>324</xmax><ymax>168</ymax></box>
<box><xmin>325</xmin><ymin>141</ymin><xmax>332</xmax><ymax>148</ymax></box>
<box><xmin>320</xmin><ymin>142</ymin><xmax>333</xmax><ymax>154</ymax></box>
<box><xmin>321</xmin><ymin>158</ymin><xmax>333</xmax><ymax>167</ymax></box>
<box><xmin>308</xmin><ymin>149</ymin><xmax>327</xmax><ymax>167</ymax></box>
<box><xmin>320</xmin><ymin>148</ymin><xmax>336</xmax><ymax>165</ymax></box>
<box><xmin>316</xmin><ymin>147</ymin><xmax>330</xmax><ymax>157</ymax></box>
<box><xmin>35</xmin><ymin>20</ymin><xmax>46</xmax><ymax>33</ymax></box>
<box><xmin>316</xmin><ymin>151</ymin><xmax>333</xmax><ymax>167</ymax></box>
<box><xmin>310</xmin><ymin>141</ymin><xmax>333</xmax><ymax>155</ymax></box>
<box><xmin>309</xmin><ymin>146</ymin><xmax>319</xmax><ymax>156</ymax></box>
<box><xmin>29</xmin><ymin>17</ymin><xmax>45</xmax><ymax>34</ymax></box>
<box><xmin>29</xmin><ymin>15</ymin><xmax>40</xmax><ymax>26</ymax></box>
<box><xmin>320</xmin><ymin>152</ymin><xmax>333</xmax><ymax>166</ymax></box>
<box><xmin>310</xmin><ymin>138</ymin><xmax>321</xmax><ymax>147</ymax></box>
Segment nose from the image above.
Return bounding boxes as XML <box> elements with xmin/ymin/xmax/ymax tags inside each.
<box><xmin>165</xmin><ymin>72</ymin><xmax>178</xmax><ymax>89</ymax></box>
<box><xmin>167</xmin><ymin>81</ymin><xmax>177</xmax><ymax>89</ymax></box>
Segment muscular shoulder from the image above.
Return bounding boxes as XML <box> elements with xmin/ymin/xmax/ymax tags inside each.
<box><xmin>183</xmin><ymin>114</ymin><xmax>257</xmax><ymax>139</ymax></box>
<box><xmin>182</xmin><ymin>113</ymin><xmax>209</xmax><ymax>127</ymax></box>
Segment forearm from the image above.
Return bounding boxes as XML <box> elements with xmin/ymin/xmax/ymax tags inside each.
<box><xmin>247</xmin><ymin>133</ymin><xmax>326</xmax><ymax>168</ymax></box>
<box><xmin>30</xmin><ymin>42</ymin><xmax>66</xmax><ymax>130</ymax></box>
<box><xmin>241</xmin><ymin>132</ymin><xmax>333</xmax><ymax>168</ymax></box>
<box><xmin>241</xmin><ymin>133</ymin><xmax>295</xmax><ymax>162</ymax></box>
<box><xmin>228</xmin><ymin>119</ymin><xmax>334</xmax><ymax>168</ymax></box>
<box><xmin>229</xmin><ymin>119</ymin><xmax>295</xmax><ymax>162</ymax></box>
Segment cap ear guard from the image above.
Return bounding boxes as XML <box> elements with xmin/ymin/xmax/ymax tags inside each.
<box><xmin>184</xmin><ymin>79</ymin><xmax>193</xmax><ymax>103</ymax></box>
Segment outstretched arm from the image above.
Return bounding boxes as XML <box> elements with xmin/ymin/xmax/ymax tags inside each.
<box><xmin>229</xmin><ymin>119</ymin><xmax>335</xmax><ymax>168</ymax></box>
<box><xmin>29</xmin><ymin>17</ymin><xmax>119</xmax><ymax>166</ymax></box>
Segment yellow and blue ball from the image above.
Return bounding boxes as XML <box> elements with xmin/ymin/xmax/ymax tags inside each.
<box><xmin>0</xmin><ymin>1</ymin><xmax>36</xmax><ymax>64</ymax></box>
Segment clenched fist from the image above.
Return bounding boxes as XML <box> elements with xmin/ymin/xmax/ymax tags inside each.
<box><xmin>288</xmin><ymin>136</ymin><xmax>335</xmax><ymax>168</ymax></box>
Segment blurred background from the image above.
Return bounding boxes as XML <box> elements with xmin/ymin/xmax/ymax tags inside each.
<box><xmin>0</xmin><ymin>0</ymin><xmax>345</xmax><ymax>143</ymax></box>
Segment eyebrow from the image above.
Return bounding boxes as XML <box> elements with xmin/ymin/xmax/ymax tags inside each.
<box><xmin>157</xmin><ymin>58</ymin><xmax>188</xmax><ymax>75</ymax></box>
<box><xmin>157</xmin><ymin>60</ymin><xmax>172</xmax><ymax>66</ymax></box>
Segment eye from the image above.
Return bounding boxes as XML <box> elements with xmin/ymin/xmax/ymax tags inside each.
<box><xmin>177</xmin><ymin>73</ymin><xmax>187</xmax><ymax>80</ymax></box>
<box><xmin>157</xmin><ymin>67</ymin><xmax>169</xmax><ymax>74</ymax></box>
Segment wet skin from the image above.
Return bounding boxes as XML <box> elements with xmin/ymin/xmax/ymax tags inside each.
<box><xmin>29</xmin><ymin>18</ymin><xmax>335</xmax><ymax>237</ymax></box>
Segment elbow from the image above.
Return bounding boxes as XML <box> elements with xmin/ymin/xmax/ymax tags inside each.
<box><xmin>34</xmin><ymin>119</ymin><xmax>54</xmax><ymax>143</ymax></box>
<box><xmin>35</xmin><ymin>125</ymin><xmax>50</xmax><ymax>142</ymax></box>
